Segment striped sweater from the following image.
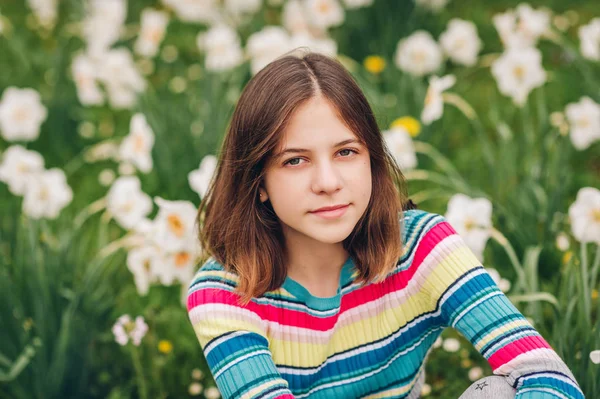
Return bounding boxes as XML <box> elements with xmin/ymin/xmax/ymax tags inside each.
<box><xmin>186</xmin><ymin>209</ymin><xmax>584</xmax><ymax>398</ymax></box>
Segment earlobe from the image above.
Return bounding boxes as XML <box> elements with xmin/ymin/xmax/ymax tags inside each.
<box><xmin>259</xmin><ymin>188</ymin><xmax>268</xmax><ymax>202</ymax></box>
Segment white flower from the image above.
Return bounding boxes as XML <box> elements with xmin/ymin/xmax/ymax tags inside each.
<box><xmin>188</xmin><ymin>155</ymin><xmax>218</xmax><ymax>198</ymax></box>
<box><xmin>0</xmin><ymin>145</ymin><xmax>45</xmax><ymax>196</ymax></box>
<box><xmin>0</xmin><ymin>87</ymin><xmax>48</xmax><ymax>142</ymax></box>
<box><xmin>189</xmin><ymin>382</ymin><xmax>204</xmax><ymax>396</ymax></box>
<box><xmin>119</xmin><ymin>113</ymin><xmax>155</xmax><ymax>173</ymax></box>
<box><xmin>341</xmin><ymin>0</ymin><xmax>373</xmax><ymax>9</ymax></box>
<box><xmin>394</xmin><ymin>30</ymin><xmax>442</xmax><ymax>77</ymax></box>
<box><xmin>290</xmin><ymin>32</ymin><xmax>337</xmax><ymax>57</ymax></box>
<box><xmin>127</xmin><ymin>245</ymin><xmax>164</xmax><ymax>295</ymax></box>
<box><xmin>224</xmin><ymin>0</ymin><xmax>262</xmax><ymax>16</ymax></box>
<box><xmin>468</xmin><ymin>367</ymin><xmax>483</xmax><ymax>381</ymax></box>
<box><xmin>197</xmin><ymin>25</ymin><xmax>244</xmax><ymax>72</ymax></box>
<box><xmin>421</xmin><ymin>74</ymin><xmax>456</xmax><ymax>125</ymax></box>
<box><xmin>26</xmin><ymin>0</ymin><xmax>58</xmax><ymax>29</ymax></box>
<box><xmin>112</xmin><ymin>315</ymin><xmax>148</xmax><ymax>346</ymax></box>
<box><xmin>282</xmin><ymin>0</ymin><xmax>313</xmax><ymax>35</ymax></box>
<box><xmin>204</xmin><ymin>386</ymin><xmax>221</xmax><ymax>399</ymax></box>
<box><xmin>96</xmin><ymin>48</ymin><xmax>147</xmax><ymax>109</ymax></box>
<box><xmin>83</xmin><ymin>0</ymin><xmax>127</xmax><ymax>56</ymax></box>
<box><xmin>160</xmin><ymin>246</ymin><xmax>197</xmax><ymax>285</ymax></box>
<box><xmin>382</xmin><ymin>127</ymin><xmax>417</xmax><ymax>170</ymax></box>
<box><xmin>304</xmin><ymin>0</ymin><xmax>344</xmax><ymax>29</ymax></box>
<box><xmin>578</xmin><ymin>18</ymin><xmax>600</xmax><ymax>61</ymax></box>
<box><xmin>135</xmin><ymin>9</ymin><xmax>169</xmax><ymax>58</ymax></box>
<box><xmin>590</xmin><ymin>350</ymin><xmax>600</xmax><ymax>364</ymax></box>
<box><xmin>246</xmin><ymin>26</ymin><xmax>293</xmax><ymax>75</ymax></box>
<box><xmin>491</xmin><ymin>46</ymin><xmax>546</xmax><ymax>107</ymax></box>
<box><xmin>564</xmin><ymin>96</ymin><xmax>600</xmax><ymax>150</ymax></box>
<box><xmin>152</xmin><ymin>197</ymin><xmax>199</xmax><ymax>253</ymax></box>
<box><xmin>71</xmin><ymin>53</ymin><xmax>104</xmax><ymax>106</ymax></box>
<box><xmin>161</xmin><ymin>0</ymin><xmax>219</xmax><ymax>24</ymax></box>
<box><xmin>439</xmin><ymin>19</ymin><xmax>482</xmax><ymax>67</ymax></box>
<box><xmin>106</xmin><ymin>176</ymin><xmax>153</xmax><ymax>230</ymax></box>
<box><xmin>420</xmin><ymin>383</ymin><xmax>431</xmax><ymax>396</ymax></box>
<box><xmin>442</xmin><ymin>337</ymin><xmax>460</xmax><ymax>352</ymax></box>
<box><xmin>445</xmin><ymin>194</ymin><xmax>493</xmax><ymax>262</ymax></box>
<box><xmin>98</xmin><ymin>169</ymin><xmax>116</xmax><ymax>187</ymax></box>
<box><xmin>555</xmin><ymin>232</ymin><xmax>570</xmax><ymax>251</ymax></box>
<box><xmin>568</xmin><ymin>187</ymin><xmax>600</xmax><ymax>244</ymax></box>
<box><xmin>22</xmin><ymin>168</ymin><xmax>73</xmax><ymax>219</ymax></box>
<box><xmin>415</xmin><ymin>0</ymin><xmax>450</xmax><ymax>12</ymax></box>
<box><xmin>191</xmin><ymin>368</ymin><xmax>204</xmax><ymax>380</ymax></box>
<box><xmin>493</xmin><ymin>5</ymin><xmax>550</xmax><ymax>49</ymax></box>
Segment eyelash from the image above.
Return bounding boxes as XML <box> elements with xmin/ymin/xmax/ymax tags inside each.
<box><xmin>282</xmin><ymin>148</ymin><xmax>359</xmax><ymax>167</ymax></box>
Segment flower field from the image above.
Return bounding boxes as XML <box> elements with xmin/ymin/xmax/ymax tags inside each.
<box><xmin>0</xmin><ymin>0</ymin><xmax>599</xmax><ymax>398</ymax></box>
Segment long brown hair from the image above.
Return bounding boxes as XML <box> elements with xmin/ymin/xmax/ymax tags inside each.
<box><xmin>196</xmin><ymin>50</ymin><xmax>415</xmax><ymax>305</ymax></box>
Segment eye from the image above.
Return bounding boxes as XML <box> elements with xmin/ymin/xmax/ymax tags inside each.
<box><xmin>282</xmin><ymin>148</ymin><xmax>359</xmax><ymax>167</ymax></box>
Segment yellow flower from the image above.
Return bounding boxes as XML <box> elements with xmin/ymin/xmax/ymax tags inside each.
<box><xmin>592</xmin><ymin>289</ymin><xmax>598</xmax><ymax>301</ymax></box>
<box><xmin>158</xmin><ymin>339</ymin><xmax>173</xmax><ymax>354</ymax></box>
<box><xmin>363</xmin><ymin>56</ymin><xmax>386</xmax><ymax>74</ymax></box>
<box><xmin>391</xmin><ymin>116</ymin><xmax>421</xmax><ymax>137</ymax></box>
<box><xmin>562</xmin><ymin>251</ymin><xmax>573</xmax><ymax>265</ymax></box>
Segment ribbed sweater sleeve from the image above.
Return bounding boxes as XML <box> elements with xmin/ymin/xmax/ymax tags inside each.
<box><xmin>187</xmin><ymin>269</ymin><xmax>295</xmax><ymax>399</ymax></box>
<box><xmin>417</xmin><ymin>213</ymin><xmax>585</xmax><ymax>399</ymax></box>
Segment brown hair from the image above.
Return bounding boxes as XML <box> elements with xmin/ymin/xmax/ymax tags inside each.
<box><xmin>196</xmin><ymin>50</ymin><xmax>415</xmax><ymax>305</ymax></box>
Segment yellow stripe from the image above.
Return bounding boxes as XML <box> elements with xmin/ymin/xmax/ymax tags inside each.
<box><xmin>269</xmin><ymin>290</ymin><xmax>431</xmax><ymax>366</ymax></box>
<box><xmin>241</xmin><ymin>379</ymin><xmax>289</xmax><ymax>399</ymax></box>
<box><xmin>192</xmin><ymin>317</ymin><xmax>267</xmax><ymax>348</ymax></box>
<box><xmin>474</xmin><ymin>319</ymin><xmax>533</xmax><ymax>351</ymax></box>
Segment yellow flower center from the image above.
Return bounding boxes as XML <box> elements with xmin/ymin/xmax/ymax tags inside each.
<box><xmin>174</xmin><ymin>251</ymin><xmax>191</xmax><ymax>267</ymax></box>
<box><xmin>391</xmin><ymin>116</ymin><xmax>421</xmax><ymax>137</ymax></box>
<box><xmin>592</xmin><ymin>208</ymin><xmax>600</xmax><ymax>222</ymax></box>
<box><xmin>12</xmin><ymin>107</ymin><xmax>28</xmax><ymax>122</ymax></box>
<box><xmin>363</xmin><ymin>56</ymin><xmax>386</xmax><ymax>74</ymax></box>
<box><xmin>513</xmin><ymin>65</ymin><xmax>525</xmax><ymax>80</ymax></box>
<box><xmin>167</xmin><ymin>214</ymin><xmax>185</xmax><ymax>237</ymax></box>
<box><xmin>318</xmin><ymin>1</ymin><xmax>330</xmax><ymax>13</ymax></box>
<box><xmin>158</xmin><ymin>340</ymin><xmax>173</xmax><ymax>354</ymax></box>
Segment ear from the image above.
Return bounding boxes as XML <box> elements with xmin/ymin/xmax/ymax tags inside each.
<box><xmin>259</xmin><ymin>187</ymin><xmax>268</xmax><ymax>202</ymax></box>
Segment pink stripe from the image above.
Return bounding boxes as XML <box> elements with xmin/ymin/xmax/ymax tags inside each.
<box><xmin>187</xmin><ymin>220</ymin><xmax>458</xmax><ymax>330</ymax></box>
<box><xmin>488</xmin><ymin>335</ymin><xmax>551</xmax><ymax>370</ymax></box>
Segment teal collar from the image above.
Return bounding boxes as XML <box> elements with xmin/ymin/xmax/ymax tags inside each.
<box><xmin>281</xmin><ymin>256</ymin><xmax>356</xmax><ymax>310</ymax></box>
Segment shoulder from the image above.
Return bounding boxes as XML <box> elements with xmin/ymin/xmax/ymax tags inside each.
<box><xmin>186</xmin><ymin>257</ymin><xmax>245</xmax><ymax>313</ymax></box>
<box><xmin>400</xmin><ymin>208</ymin><xmax>453</xmax><ymax>244</ymax></box>
<box><xmin>188</xmin><ymin>256</ymin><xmax>240</xmax><ymax>293</ymax></box>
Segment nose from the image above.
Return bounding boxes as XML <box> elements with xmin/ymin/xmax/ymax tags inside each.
<box><xmin>311</xmin><ymin>159</ymin><xmax>343</xmax><ymax>195</ymax></box>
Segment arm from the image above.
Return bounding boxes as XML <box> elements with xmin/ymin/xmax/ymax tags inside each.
<box><xmin>187</xmin><ymin>271</ymin><xmax>295</xmax><ymax>399</ymax></box>
<box><xmin>417</xmin><ymin>213</ymin><xmax>584</xmax><ymax>399</ymax></box>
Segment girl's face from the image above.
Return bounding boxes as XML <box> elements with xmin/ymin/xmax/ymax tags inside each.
<box><xmin>259</xmin><ymin>95</ymin><xmax>372</xmax><ymax>246</ymax></box>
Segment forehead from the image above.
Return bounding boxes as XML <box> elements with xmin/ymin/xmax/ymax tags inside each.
<box><xmin>276</xmin><ymin>96</ymin><xmax>358</xmax><ymax>149</ymax></box>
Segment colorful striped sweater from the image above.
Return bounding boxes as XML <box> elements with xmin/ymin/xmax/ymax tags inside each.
<box><xmin>186</xmin><ymin>209</ymin><xmax>584</xmax><ymax>398</ymax></box>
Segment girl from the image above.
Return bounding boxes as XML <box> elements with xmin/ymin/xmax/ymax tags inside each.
<box><xmin>186</xmin><ymin>51</ymin><xmax>584</xmax><ymax>399</ymax></box>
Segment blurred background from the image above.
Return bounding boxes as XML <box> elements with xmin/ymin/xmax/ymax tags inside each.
<box><xmin>0</xmin><ymin>0</ymin><xmax>599</xmax><ymax>398</ymax></box>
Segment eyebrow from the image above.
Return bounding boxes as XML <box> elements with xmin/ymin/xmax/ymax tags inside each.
<box><xmin>274</xmin><ymin>138</ymin><xmax>362</xmax><ymax>159</ymax></box>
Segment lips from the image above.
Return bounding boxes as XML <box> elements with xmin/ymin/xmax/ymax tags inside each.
<box><xmin>310</xmin><ymin>204</ymin><xmax>349</xmax><ymax>213</ymax></box>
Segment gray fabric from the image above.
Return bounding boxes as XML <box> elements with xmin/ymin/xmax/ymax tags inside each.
<box><xmin>458</xmin><ymin>376</ymin><xmax>516</xmax><ymax>399</ymax></box>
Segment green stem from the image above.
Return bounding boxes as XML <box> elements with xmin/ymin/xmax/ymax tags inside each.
<box><xmin>489</xmin><ymin>228</ymin><xmax>528</xmax><ymax>292</ymax></box>
<box><xmin>131</xmin><ymin>345</ymin><xmax>148</xmax><ymax>399</ymax></box>
<box><xmin>589</xmin><ymin>245</ymin><xmax>600</xmax><ymax>295</ymax></box>
<box><xmin>580</xmin><ymin>242</ymin><xmax>591</xmax><ymax>326</ymax></box>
